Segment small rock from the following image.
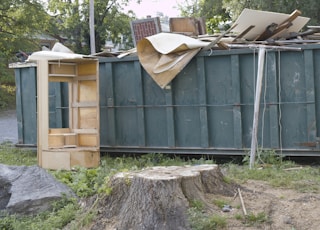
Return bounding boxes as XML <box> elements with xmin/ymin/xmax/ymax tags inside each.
<box><xmin>283</xmin><ymin>216</ymin><xmax>293</xmax><ymax>225</ymax></box>
<box><xmin>222</xmin><ymin>204</ymin><xmax>232</xmax><ymax>212</ymax></box>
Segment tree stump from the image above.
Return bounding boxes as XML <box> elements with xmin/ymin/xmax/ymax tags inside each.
<box><xmin>91</xmin><ymin>164</ymin><xmax>235</xmax><ymax>230</ymax></box>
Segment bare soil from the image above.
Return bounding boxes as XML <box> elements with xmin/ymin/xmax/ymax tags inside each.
<box><xmin>211</xmin><ymin>179</ymin><xmax>320</xmax><ymax>230</ymax></box>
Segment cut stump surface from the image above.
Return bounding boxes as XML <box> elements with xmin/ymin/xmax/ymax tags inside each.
<box><xmin>91</xmin><ymin>164</ymin><xmax>236</xmax><ymax>230</ymax></box>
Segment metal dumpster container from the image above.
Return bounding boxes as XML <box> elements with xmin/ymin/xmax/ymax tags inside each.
<box><xmin>13</xmin><ymin>44</ymin><xmax>320</xmax><ymax>156</ymax></box>
<box><xmin>13</xmin><ymin>63</ymin><xmax>69</xmax><ymax>146</ymax></box>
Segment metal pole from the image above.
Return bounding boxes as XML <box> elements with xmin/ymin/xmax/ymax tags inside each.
<box><xmin>249</xmin><ymin>47</ymin><xmax>266</xmax><ymax>169</ymax></box>
<box><xmin>89</xmin><ymin>0</ymin><xmax>96</xmax><ymax>54</ymax></box>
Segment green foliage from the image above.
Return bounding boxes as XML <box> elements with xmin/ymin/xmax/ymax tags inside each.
<box><xmin>0</xmin><ymin>0</ymin><xmax>50</xmax><ymax>56</ymax></box>
<box><xmin>178</xmin><ymin>0</ymin><xmax>320</xmax><ymax>34</ymax></box>
<box><xmin>0</xmin><ymin>84</ymin><xmax>16</xmax><ymax>111</ymax></box>
<box><xmin>226</xmin><ymin>159</ymin><xmax>320</xmax><ymax>192</ymax></box>
<box><xmin>206</xmin><ymin>16</ymin><xmax>230</xmax><ymax>34</ymax></box>
<box><xmin>242</xmin><ymin>149</ymin><xmax>285</xmax><ymax>167</ymax></box>
<box><xmin>47</xmin><ymin>0</ymin><xmax>135</xmax><ymax>54</ymax></box>
<box><xmin>189</xmin><ymin>199</ymin><xmax>205</xmax><ymax>211</ymax></box>
<box><xmin>178</xmin><ymin>0</ymin><xmax>231</xmax><ymax>34</ymax></box>
<box><xmin>0</xmin><ymin>197</ymin><xmax>79</xmax><ymax>230</ymax></box>
<box><xmin>245</xmin><ymin>212</ymin><xmax>268</xmax><ymax>226</ymax></box>
<box><xmin>0</xmin><ymin>143</ymin><xmax>37</xmax><ymax>166</ymax></box>
<box><xmin>188</xmin><ymin>198</ymin><xmax>227</xmax><ymax>230</ymax></box>
<box><xmin>188</xmin><ymin>208</ymin><xmax>227</xmax><ymax>230</ymax></box>
<box><xmin>212</xmin><ymin>199</ymin><xmax>228</xmax><ymax>209</ymax></box>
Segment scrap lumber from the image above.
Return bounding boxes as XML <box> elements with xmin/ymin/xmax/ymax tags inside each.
<box><xmin>238</xmin><ymin>188</ymin><xmax>247</xmax><ymax>216</ymax></box>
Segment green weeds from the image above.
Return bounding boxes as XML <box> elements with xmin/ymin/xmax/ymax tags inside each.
<box><xmin>0</xmin><ymin>143</ymin><xmax>36</xmax><ymax>166</ymax></box>
<box><xmin>0</xmin><ymin>146</ymin><xmax>320</xmax><ymax>229</ymax></box>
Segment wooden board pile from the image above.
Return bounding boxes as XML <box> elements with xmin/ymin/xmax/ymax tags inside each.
<box><xmin>198</xmin><ymin>8</ymin><xmax>320</xmax><ymax>49</ymax></box>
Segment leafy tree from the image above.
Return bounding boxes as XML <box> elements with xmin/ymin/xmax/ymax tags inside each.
<box><xmin>177</xmin><ymin>0</ymin><xmax>231</xmax><ymax>34</ymax></box>
<box><xmin>222</xmin><ymin>0</ymin><xmax>320</xmax><ymax>25</ymax></box>
<box><xmin>47</xmin><ymin>0</ymin><xmax>138</xmax><ymax>54</ymax></box>
<box><xmin>0</xmin><ymin>0</ymin><xmax>50</xmax><ymax>57</ymax></box>
<box><xmin>178</xmin><ymin>0</ymin><xmax>320</xmax><ymax>33</ymax></box>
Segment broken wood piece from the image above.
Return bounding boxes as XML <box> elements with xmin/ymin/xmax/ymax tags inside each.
<box><xmin>203</xmin><ymin>23</ymin><xmax>237</xmax><ymax>50</ymax></box>
<box><xmin>254</xmin><ymin>23</ymin><xmax>278</xmax><ymax>41</ymax></box>
<box><xmin>233</xmin><ymin>25</ymin><xmax>255</xmax><ymax>42</ymax></box>
<box><xmin>238</xmin><ymin>188</ymin><xmax>247</xmax><ymax>216</ymax></box>
<box><xmin>269</xmin><ymin>21</ymin><xmax>293</xmax><ymax>39</ymax></box>
<box><xmin>283</xmin><ymin>166</ymin><xmax>304</xmax><ymax>171</ymax></box>
<box><xmin>268</xmin><ymin>9</ymin><xmax>302</xmax><ymax>40</ymax></box>
<box><xmin>278</xmin><ymin>9</ymin><xmax>302</xmax><ymax>27</ymax></box>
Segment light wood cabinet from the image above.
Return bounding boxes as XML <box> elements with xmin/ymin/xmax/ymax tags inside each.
<box><xmin>37</xmin><ymin>58</ymin><xmax>100</xmax><ymax>170</ymax></box>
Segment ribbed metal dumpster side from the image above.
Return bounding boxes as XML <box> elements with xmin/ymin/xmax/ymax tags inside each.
<box><xmin>98</xmin><ymin>45</ymin><xmax>320</xmax><ymax>156</ymax></box>
<box><xmin>13</xmin><ymin>44</ymin><xmax>320</xmax><ymax>156</ymax></box>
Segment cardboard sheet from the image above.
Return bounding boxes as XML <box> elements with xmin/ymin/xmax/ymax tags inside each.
<box><xmin>137</xmin><ymin>33</ymin><xmax>209</xmax><ymax>88</ymax></box>
<box><xmin>231</xmin><ymin>8</ymin><xmax>310</xmax><ymax>40</ymax></box>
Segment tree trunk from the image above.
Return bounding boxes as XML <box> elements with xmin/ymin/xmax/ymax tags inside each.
<box><xmin>91</xmin><ymin>164</ymin><xmax>235</xmax><ymax>230</ymax></box>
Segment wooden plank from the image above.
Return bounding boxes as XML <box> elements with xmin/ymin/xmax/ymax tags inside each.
<box><xmin>78</xmin><ymin>134</ymin><xmax>98</xmax><ymax>147</ymax></box>
<box><xmin>77</xmin><ymin>61</ymin><xmax>97</xmax><ymax>76</ymax></box>
<box><xmin>73</xmin><ymin>129</ymin><xmax>98</xmax><ymax>134</ymax></box>
<box><xmin>75</xmin><ymin>75</ymin><xmax>96</xmax><ymax>81</ymax></box>
<box><xmin>78</xmin><ymin>80</ymin><xmax>97</xmax><ymax>101</ymax></box>
<box><xmin>231</xmin><ymin>8</ymin><xmax>309</xmax><ymax>41</ymax></box>
<box><xmin>37</xmin><ymin>59</ymin><xmax>49</xmax><ymax>167</ymax></box>
<box><xmin>169</xmin><ymin>17</ymin><xmax>199</xmax><ymax>35</ymax></box>
<box><xmin>49</xmin><ymin>63</ymin><xmax>76</xmax><ymax>76</ymax></box>
<box><xmin>41</xmin><ymin>150</ymin><xmax>71</xmax><ymax>170</ymax></box>
<box><xmin>49</xmin><ymin>76</ymin><xmax>73</xmax><ymax>82</ymax></box>
<box><xmin>70</xmin><ymin>151</ymin><xmax>100</xmax><ymax>168</ymax></box>
<box><xmin>79</xmin><ymin>107</ymin><xmax>98</xmax><ymax>129</ymax></box>
<box><xmin>48</xmin><ymin>134</ymin><xmax>65</xmax><ymax>148</ymax></box>
<box><xmin>64</xmin><ymin>133</ymin><xmax>77</xmax><ymax>146</ymax></box>
<box><xmin>49</xmin><ymin>128</ymin><xmax>71</xmax><ymax>134</ymax></box>
<box><xmin>233</xmin><ymin>25</ymin><xmax>255</xmax><ymax>42</ymax></box>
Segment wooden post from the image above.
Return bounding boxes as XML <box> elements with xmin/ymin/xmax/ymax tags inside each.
<box><xmin>89</xmin><ymin>0</ymin><xmax>95</xmax><ymax>54</ymax></box>
<box><xmin>250</xmin><ymin>47</ymin><xmax>266</xmax><ymax>169</ymax></box>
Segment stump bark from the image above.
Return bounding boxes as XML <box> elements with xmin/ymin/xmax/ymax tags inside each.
<box><xmin>92</xmin><ymin>164</ymin><xmax>235</xmax><ymax>230</ymax></box>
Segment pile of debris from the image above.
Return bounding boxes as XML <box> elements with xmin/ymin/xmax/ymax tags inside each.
<box><xmin>200</xmin><ymin>8</ymin><xmax>317</xmax><ymax>49</ymax></box>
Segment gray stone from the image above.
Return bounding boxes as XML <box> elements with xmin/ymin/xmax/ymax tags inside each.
<box><xmin>0</xmin><ymin>164</ymin><xmax>75</xmax><ymax>215</ymax></box>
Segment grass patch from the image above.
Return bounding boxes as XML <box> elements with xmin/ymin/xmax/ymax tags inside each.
<box><xmin>1</xmin><ymin>146</ymin><xmax>320</xmax><ymax>229</ymax></box>
<box><xmin>245</xmin><ymin>212</ymin><xmax>268</xmax><ymax>226</ymax></box>
<box><xmin>188</xmin><ymin>207</ymin><xmax>227</xmax><ymax>230</ymax></box>
<box><xmin>0</xmin><ymin>143</ymin><xmax>36</xmax><ymax>166</ymax></box>
<box><xmin>212</xmin><ymin>199</ymin><xmax>229</xmax><ymax>209</ymax></box>
<box><xmin>226</xmin><ymin>161</ymin><xmax>320</xmax><ymax>192</ymax></box>
<box><xmin>0</xmin><ymin>197</ymin><xmax>79</xmax><ymax>230</ymax></box>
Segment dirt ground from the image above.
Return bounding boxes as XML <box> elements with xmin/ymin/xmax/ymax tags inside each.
<box><xmin>84</xmin><ymin>165</ymin><xmax>320</xmax><ymax>230</ymax></box>
<box><xmin>213</xmin><ymin>179</ymin><xmax>320</xmax><ymax>230</ymax></box>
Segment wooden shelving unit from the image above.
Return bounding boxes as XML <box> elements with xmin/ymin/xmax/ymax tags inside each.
<box><xmin>37</xmin><ymin>58</ymin><xmax>100</xmax><ymax>170</ymax></box>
